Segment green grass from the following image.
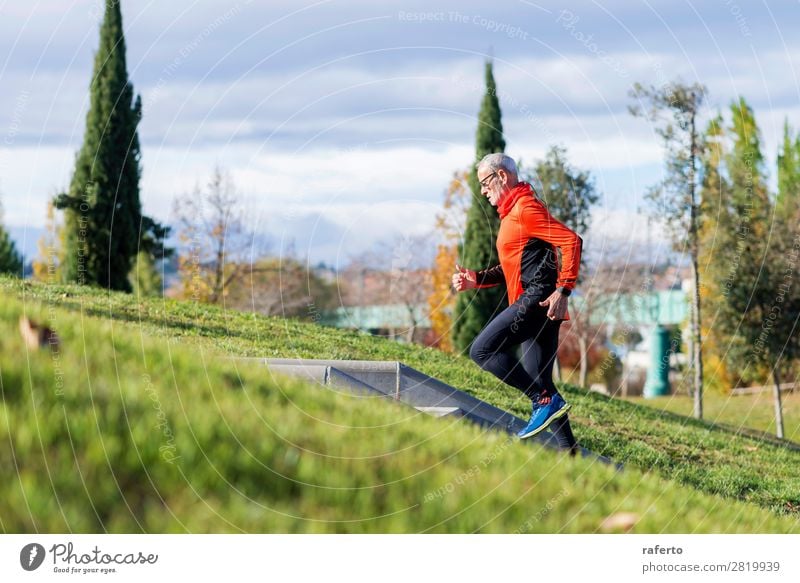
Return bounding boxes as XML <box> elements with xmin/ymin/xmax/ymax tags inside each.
<box><xmin>630</xmin><ymin>392</ymin><xmax>800</xmax><ymax>444</ymax></box>
<box><xmin>1</xmin><ymin>276</ymin><xmax>800</xmax><ymax>532</ymax></box>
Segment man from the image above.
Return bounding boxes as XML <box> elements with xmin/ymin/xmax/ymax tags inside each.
<box><xmin>452</xmin><ymin>153</ymin><xmax>581</xmax><ymax>449</ymax></box>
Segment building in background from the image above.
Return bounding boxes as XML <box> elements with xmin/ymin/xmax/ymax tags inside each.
<box><xmin>321</xmin><ymin>303</ymin><xmax>432</xmax><ymax>345</ymax></box>
<box><xmin>578</xmin><ymin>283</ymin><xmax>689</xmax><ymax>397</ymax></box>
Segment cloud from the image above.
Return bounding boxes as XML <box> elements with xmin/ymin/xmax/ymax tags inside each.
<box><xmin>0</xmin><ymin>146</ymin><xmax>74</xmax><ymax>226</ymax></box>
<box><xmin>271</xmin><ymin>201</ymin><xmax>440</xmax><ymax>266</ymax></box>
<box><xmin>3</xmin><ymin>0</ymin><xmax>800</xmax><ymax>266</ymax></box>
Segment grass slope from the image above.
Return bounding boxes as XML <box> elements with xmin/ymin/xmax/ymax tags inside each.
<box><xmin>1</xmin><ymin>277</ymin><xmax>799</xmax><ymax>532</ymax></box>
<box><xmin>631</xmin><ymin>393</ymin><xmax>800</xmax><ymax>444</ymax></box>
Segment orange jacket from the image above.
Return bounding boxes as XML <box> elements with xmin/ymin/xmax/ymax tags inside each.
<box><xmin>477</xmin><ymin>182</ymin><xmax>583</xmax><ymax>307</ymax></box>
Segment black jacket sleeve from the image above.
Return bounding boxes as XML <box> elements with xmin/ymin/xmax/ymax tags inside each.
<box><xmin>476</xmin><ymin>264</ymin><xmax>504</xmax><ymax>288</ymax></box>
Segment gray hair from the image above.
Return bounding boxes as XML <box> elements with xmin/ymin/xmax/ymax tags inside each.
<box><xmin>477</xmin><ymin>153</ymin><xmax>518</xmax><ymax>178</ymax></box>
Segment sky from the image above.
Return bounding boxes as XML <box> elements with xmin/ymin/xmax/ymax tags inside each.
<box><xmin>1</xmin><ymin>0</ymin><xmax>799</xmax><ymax>267</ymax></box>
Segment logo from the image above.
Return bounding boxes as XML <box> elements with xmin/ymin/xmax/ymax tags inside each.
<box><xmin>20</xmin><ymin>543</ymin><xmax>46</xmax><ymax>571</ymax></box>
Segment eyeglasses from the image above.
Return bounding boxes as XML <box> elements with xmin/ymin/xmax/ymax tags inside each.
<box><xmin>479</xmin><ymin>172</ymin><xmax>497</xmax><ymax>188</ymax></box>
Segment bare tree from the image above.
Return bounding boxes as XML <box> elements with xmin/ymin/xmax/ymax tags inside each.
<box><xmin>387</xmin><ymin>234</ymin><xmax>434</xmax><ymax>342</ymax></box>
<box><xmin>225</xmin><ymin>252</ymin><xmax>338</xmax><ymax>320</ymax></box>
<box><xmin>343</xmin><ymin>234</ymin><xmax>434</xmax><ymax>343</ymax></box>
<box><xmin>172</xmin><ymin>166</ymin><xmax>265</xmax><ymax>303</ymax></box>
<box><xmin>630</xmin><ymin>80</ymin><xmax>707</xmax><ymax>419</ymax></box>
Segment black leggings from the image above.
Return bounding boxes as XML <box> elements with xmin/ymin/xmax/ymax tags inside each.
<box><xmin>469</xmin><ymin>290</ymin><xmax>577</xmax><ymax>448</ymax></box>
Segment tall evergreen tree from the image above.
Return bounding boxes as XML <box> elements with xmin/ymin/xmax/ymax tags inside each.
<box><xmin>724</xmin><ymin>98</ymin><xmax>772</xmax><ymax>356</ymax></box>
<box><xmin>715</xmin><ymin>98</ymin><xmax>789</xmax><ymax>436</ymax></box>
<box><xmin>452</xmin><ymin>61</ymin><xmax>506</xmax><ymax>352</ymax></box>
<box><xmin>777</xmin><ymin>119</ymin><xmax>800</xmax><ymax>219</ymax></box>
<box><xmin>55</xmin><ymin>0</ymin><xmax>168</xmax><ymax>291</ymax></box>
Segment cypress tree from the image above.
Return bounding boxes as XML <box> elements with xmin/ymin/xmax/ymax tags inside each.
<box><xmin>452</xmin><ymin>61</ymin><xmax>507</xmax><ymax>353</ymax></box>
<box><xmin>55</xmin><ymin>0</ymin><xmax>168</xmax><ymax>291</ymax></box>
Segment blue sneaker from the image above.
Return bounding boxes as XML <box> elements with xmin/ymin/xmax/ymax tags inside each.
<box><xmin>517</xmin><ymin>393</ymin><xmax>571</xmax><ymax>439</ymax></box>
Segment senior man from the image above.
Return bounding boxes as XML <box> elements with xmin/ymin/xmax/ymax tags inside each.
<box><xmin>452</xmin><ymin>153</ymin><xmax>581</xmax><ymax>448</ymax></box>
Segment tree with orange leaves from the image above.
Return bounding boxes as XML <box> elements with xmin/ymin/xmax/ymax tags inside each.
<box><xmin>427</xmin><ymin>169</ymin><xmax>470</xmax><ymax>351</ymax></box>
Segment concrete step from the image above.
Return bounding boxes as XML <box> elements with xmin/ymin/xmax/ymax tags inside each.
<box><xmin>414</xmin><ymin>406</ymin><xmax>462</xmax><ymax>417</ymax></box>
<box><xmin>235</xmin><ymin>357</ymin><xmax>617</xmax><ymax>466</ymax></box>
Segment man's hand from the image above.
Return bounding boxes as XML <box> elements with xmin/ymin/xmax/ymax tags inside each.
<box><xmin>539</xmin><ymin>290</ymin><xmax>569</xmax><ymax>320</ymax></box>
<box><xmin>452</xmin><ymin>264</ymin><xmax>477</xmax><ymax>292</ymax></box>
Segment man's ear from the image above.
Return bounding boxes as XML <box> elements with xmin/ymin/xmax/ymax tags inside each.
<box><xmin>497</xmin><ymin>168</ymin><xmax>509</xmax><ymax>186</ymax></box>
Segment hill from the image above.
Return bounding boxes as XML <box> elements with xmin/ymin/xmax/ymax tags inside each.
<box><xmin>1</xmin><ymin>276</ymin><xmax>799</xmax><ymax>532</ymax></box>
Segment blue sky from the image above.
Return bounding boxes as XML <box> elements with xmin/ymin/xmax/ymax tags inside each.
<box><xmin>1</xmin><ymin>0</ymin><xmax>799</xmax><ymax>266</ymax></box>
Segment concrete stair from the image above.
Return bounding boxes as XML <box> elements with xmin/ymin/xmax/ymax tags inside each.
<box><xmin>237</xmin><ymin>357</ymin><xmax>616</xmax><ymax>465</ymax></box>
